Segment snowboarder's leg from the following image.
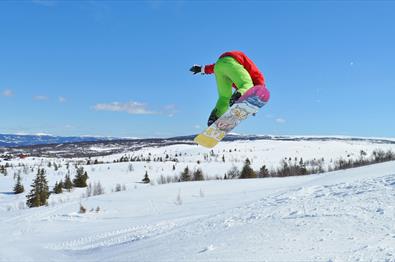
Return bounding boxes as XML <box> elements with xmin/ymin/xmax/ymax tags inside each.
<box><xmin>213</xmin><ymin>60</ymin><xmax>234</xmax><ymax>117</ymax></box>
<box><xmin>212</xmin><ymin>57</ymin><xmax>255</xmax><ymax>119</ymax></box>
<box><xmin>219</xmin><ymin>57</ymin><xmax>254</xmax><ymax>95</ymax></box>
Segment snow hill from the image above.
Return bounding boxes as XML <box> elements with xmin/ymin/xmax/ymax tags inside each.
<box><xmin>0</xmin><ymin>138</ymin><xmax>394</xmax><ymax>261</ymax></box>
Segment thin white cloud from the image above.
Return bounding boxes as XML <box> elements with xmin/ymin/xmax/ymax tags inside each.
<box><xmin>94</xmin><ymin>101</ymin><xmax>157</xmax><ymax>115</ymax></box>
<box><xmin>33</xmin><ymin>95</ymin><xmax>49</xmax><ymax>101</ymax></box>
<box><xmin>275</xmin><ymin>118</ymin><xmax>286</xmax><ymax>124</ymax></box>
<box><xmin>59</xmin><ymin>96</ymin><xmax>66</xmax><ymax>103</ymax></box>
<box><xmin>163</xmin><ymin>104</ymin><xmax>177</xmax><ymax>117</ymax></box>
<box><xmin>35</xmin><ymin>132</ymin><xmax>53</xmax><ymax>136</ymax></box>
<box><xmin>2</xmin><ymin>89</ymin><xmax>13</xmax><ymax>97</ymax></box>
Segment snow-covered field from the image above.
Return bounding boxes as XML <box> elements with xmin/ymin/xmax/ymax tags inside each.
<box><xmin>0</xmin><ymin>139</ymin><xmax>394</xmax><ymax>261</ymax></box>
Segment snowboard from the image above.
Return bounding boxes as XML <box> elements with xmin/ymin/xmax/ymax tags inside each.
<box><xmin>194</xmin><ymin>85</ymin><xmax>270</xmax><ymax>148</ymax></box>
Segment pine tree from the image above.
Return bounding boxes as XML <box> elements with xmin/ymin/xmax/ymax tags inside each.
<box><xmin>192</xmin><ymin>168</ymin><xmax>204</xmax><ymax>181</ymax></box>
<box><xmin>180</xmin><ymin>166</ymin><xmax>191</xmax><ymax>182</ymax></box>
<box><xmin>73</xmin><ymin>167</ymin><xmax>88</xmax><ymax>187</ymax></box>
<box><xmin>0</xmin><ymin>165</ymin><xmax>6</xmax><ymax>175</ymax></box>
<box><xmin>38</xmin><ymin>169</ymin><xmax>49</xmax><ymax>205</ymax></box>
<box><xmin>26</xmin><ymin>168</ymin><xmax>49</xmax><ymax>208</ymax></box>
<box><xmin>258</xmin><ymin>165</ymin><xmax>270</xmax><ymax>178</ymax></box>
<box><xmin>53</xmin><ymin>181</ymin><xmax>63</xmax><ymax>194</ymax></box>
<box><xmin>142</xmin><ymin>171</ymin><xmax>150</xmax><ymax>184</ymax></box>
<box><xmin>240</xmin><ymin>159</ymin><xmax>256</xmax><ymax>179</ymax></box>
<box><xmin>13</xmin><ymin>174</ymin><xmax>25</xmax><ymax>194</ymax></box>
<box><xmin>63</xmin><ymin>174</ymin><xmax>73</xmax><ymax>191</ymax></box>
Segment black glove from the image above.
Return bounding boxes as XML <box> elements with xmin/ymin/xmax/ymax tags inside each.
<box><xmin>190</xmin><ymin>65</ymin><xmax>203</xmax><ymax>75</ymax></box>
<box><xmin>229</xmin><ymin>91</ymin><xmax>242</xmax><ymax>107</ymax></box>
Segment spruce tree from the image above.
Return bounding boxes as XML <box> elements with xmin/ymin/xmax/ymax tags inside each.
<box><xmin>258</xmin><ymin>165</ymin><xmax>270</xmax><ymax>178</ymax></box>
<box><xmin>73</xmin><ymin>167</ymin><xmax>88</xmax><ymax>187</ymax></box>
<box><xmin>53</xmin><ymin>181</ymin><xmax>63</xmax><ymax>194</ymax></box>
<box><xmin>38</xmin><ymin>169</ymin><xmax>49</xmax><ymax>205</ymax></box>
<box><xmin>26</xmin><ymin>168</ymin><xmax>49</xmax><ymax>208</ymax></box>
<box><xmin>13</xmin><ymin>174</ymin><xmax>25</xmax><ymax>194</ymax></box>
<box><xmin>192</xmin><ymin>168</ymin><xmax>204</xmax><ymax>181</ymax></box>
<box><xmin>240</xmin><ymin>159</ymin><xmax>256</xmax><ymax>179</ymax></box>
<box><xmin>63</xmin><ymin>174</ymin><xmax>73</xmax><ymax>191</ymax></box>
<box><xmin>180</xmin><ymin>166</ymin><xmax>191</xmax><ymax>182</ymax></box>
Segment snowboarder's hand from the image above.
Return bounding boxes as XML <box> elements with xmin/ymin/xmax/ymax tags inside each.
<box><xmin>190</xmin><ymin>65</ymin><xmax>203</xmax><ymax>75</ymax></box>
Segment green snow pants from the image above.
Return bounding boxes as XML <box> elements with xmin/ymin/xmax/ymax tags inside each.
<box><xmin>213</xmin><ymin>56</ymin><xmax>254</xmax><ymax>117</ymax></box>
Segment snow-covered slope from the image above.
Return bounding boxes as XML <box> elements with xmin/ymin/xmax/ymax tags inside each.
<box><xmin>0</xmin><ymin>139</ymin><xmax>394</xmax><ymax>261</ymax></box>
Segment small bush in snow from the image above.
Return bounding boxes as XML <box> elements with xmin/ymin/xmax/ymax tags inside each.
<box><xmin>115</xmin><ymin>184</ymin><xmax>122</xmax><ymax>192</ymax></box>
<box><xmin>79</xmin><ymin>204</ymin><xmax>86</xmax><ymax>214</ymax></box>
<box><xmin>157</xmin><ymin>175</ymin><xmax>167</xmax><ymax>185</ymax></box>
<box><xmin>142</xmin><ymin>171</ymin><xmax>150</xmax><ymax>184</ymax></box>
<box><xmin>226</xmin><ymin>166</ymin><xmax>240</xmax><ymax>179</ymax></box>
<box><xmin>93</xmin><ymin>181</ymin><xmax>105</xmax><ymax>196</ymax></box>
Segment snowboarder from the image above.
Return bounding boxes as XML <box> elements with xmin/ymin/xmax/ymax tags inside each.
<box><xmin>190</xmin><ymin>51</ymin><xmax>268</xmax><ymax>126</ymax></box>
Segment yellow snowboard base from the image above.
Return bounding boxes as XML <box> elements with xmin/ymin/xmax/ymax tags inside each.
<box><xmin>194</xmin><ymin>133</ymin><xmax>219</xmax><ymax>148</ymax></box>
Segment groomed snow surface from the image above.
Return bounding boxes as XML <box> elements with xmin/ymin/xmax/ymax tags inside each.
<box><xmin>0</xmin><ymin>139</ymin><xmax>394</xmax><ymax>261</ymax></box>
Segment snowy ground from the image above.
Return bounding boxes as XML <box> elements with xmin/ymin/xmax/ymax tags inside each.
<box><xmin>0</xmin><ymin>139</ymin><xmax>394</xmax><ymax>261</ymax></box>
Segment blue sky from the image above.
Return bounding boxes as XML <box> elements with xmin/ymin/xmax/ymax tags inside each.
<box><xmin>1</xmin><ymin>1</ymin><xmax>394</xmax><ymax>138</ymax></box>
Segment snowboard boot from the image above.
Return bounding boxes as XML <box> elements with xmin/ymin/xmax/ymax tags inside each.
<box><xmin>207</xmin><ymin>108</ymin><xmax>219</xmax><ymax>126</ymax></box>
<box><xmin>229</xmin><ymin>91</ymin><xmax>242</xmax><ymax>107</ymax></box>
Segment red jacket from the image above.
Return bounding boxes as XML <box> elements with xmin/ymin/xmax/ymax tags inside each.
<box><xmin>204</xmin><ymin>51</ymin><xmax>265</xmax><ymax>87</ymax></box>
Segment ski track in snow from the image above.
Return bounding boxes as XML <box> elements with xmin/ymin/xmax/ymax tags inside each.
<box><xmin>44</xmin><ymin>174</ymin><xmax>395</xmax><ymax>261</ymax></box>
<box><xmin>46</xmin><ymin>220</ymin><xmax>178</xmax><ymax>251</ymax></box>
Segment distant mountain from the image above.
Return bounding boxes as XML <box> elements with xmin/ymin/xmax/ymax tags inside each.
<box><xmin>1</xmin><ymin>132</ymin><xmax>395</xmax><ymax>159</ymax></box>
<box><xmin>0</xmin><ymin>134</ymin><xmax>118</xmax><ymax>147</ymax></box>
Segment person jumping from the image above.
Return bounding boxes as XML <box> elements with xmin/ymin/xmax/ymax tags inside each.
<box><xmin>190</xmin><ymin>50</ymin><xmax>269</xmax><ymax>126</ymax></box>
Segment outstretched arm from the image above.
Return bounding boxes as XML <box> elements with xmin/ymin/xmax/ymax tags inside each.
<box><xmin>189</xmin><ymin>64</ymin><xmax>215</xmax><ymax>75</ymax></box>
